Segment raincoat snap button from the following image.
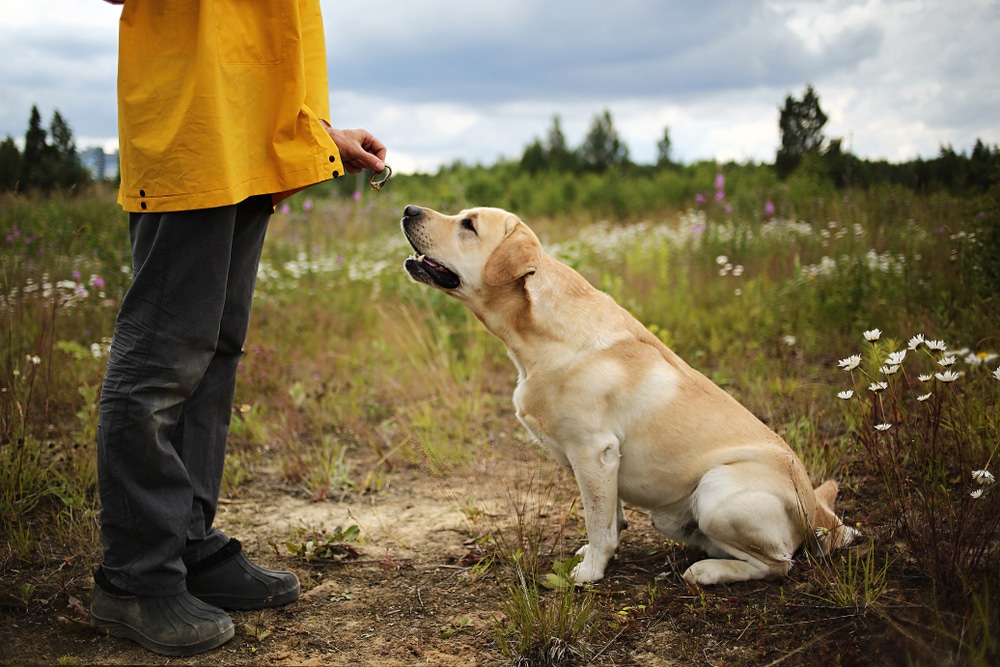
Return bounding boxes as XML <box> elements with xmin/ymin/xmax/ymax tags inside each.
<box><xmin>329</xmin><ymin>155</ymin><xmax>336</xmax><ymax>163</ymax></box>
<box><xmin>140</xmin><ymin>202</ymin><xmax>147</xmax><ymax>210</ymax></box>
<box><xmin>332</xmin><ymin>170</ymin><xmax>340</xmax><ymax>178</ymax></box>
<box><xmin>139</xmin><ymin>189</ymin><xmax>145</xmax><ymax>197</ymax></box>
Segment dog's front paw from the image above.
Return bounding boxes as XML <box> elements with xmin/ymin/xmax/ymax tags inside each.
<box><xmin>570</xmin><ymin>545</ymin><xmax>607</xmax><ymax>583</ymax></box>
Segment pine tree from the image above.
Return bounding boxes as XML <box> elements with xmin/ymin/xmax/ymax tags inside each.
<box><xmin>656</xmin><ymin>126</ymin><xmax>674</xmax><ymax>168</ymax></box>
<box><xmin>49</xmin><ymin>110</ymin><xmax>89</xmax><ymax>189</ymax></box>
<box><xmin>577</xmin><ymin>109</ymin><xmax>629</xmax><ymax>173</ymax></box>
<box><xmin>19</xmin><ymin>105</ymin><xmax>47</xmax><ymax>190</ymax></box>
<box><xmin>776</xmin><ymin>85</ymin><xmax>827</xmax><ymax>179</ymax></box>
<box><xmin>0</xmin><ymin>136</ymin><xmax>20</xmax><ymax>191</ymax></box>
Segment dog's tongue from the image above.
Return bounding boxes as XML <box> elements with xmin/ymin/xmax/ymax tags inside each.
<box><xmin>421</xmin><ymin>256</ymin><xmax>445</xmax><ymax>270</ymax></box>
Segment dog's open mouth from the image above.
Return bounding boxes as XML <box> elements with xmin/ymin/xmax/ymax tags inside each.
<box><xmin>404</xmin><ymin>253</ymin><xmax>461</xmax><ymax>290</ymax></box>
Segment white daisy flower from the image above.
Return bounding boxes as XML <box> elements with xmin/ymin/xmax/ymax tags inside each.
<box><xmin>879</xmin><ymin>364</ymin><xmax>900</xmax><ymax>375</ymax></box>
<box><xmin>916</xmin><ymin>392</ymin><xmax>932</xmax><ymax>402</ymax></box>
<box><xmin>972</xmin><ymin>470</ymin><xmax>995</xmax><ymax>486</ymax></box>
<box><xmin>970</xmin><ymin>488</ymin><xmax>984</xmax><ymax>499</ymax></box>
<box><xmin>925</xmin><ymin>339</ymin><xmax>947</xmax><ymax>351</ymax></box>
<box><xmin>838</xmin><ymin>354</ymin><xmax>862</xmax><ymax>371</ymax></box>
<box><xmin>937</xmin><ymin>356</ymin><xmax>957</xmax><ymax>367</ymax></box>
<box><xmin>874</xmin><ymin>423</ymin><xmax>892</xmax><ymax>431</ymax></box>
<box><xmin>716</xmin><ymin>255</ymin><xmax>729</xmax><ymax>265</ymax></box>
<box><xmin>964</xmin><ymin>353</ymin><xmax>983</xmax><ymax>366</ymax></box>
<box><xmin>887</xmin><ymin>350</ymin><xmax>907</xmax><ymax>365</ymax></box>
<box><xmin>918</xmin><ymin>374</ymin><xmax>934</xmax><ymax>382</ymax></box>
<box><xmin>907</xmin><ymin>334</ymin><xmax>925</xmax><ymax>350</ymax></box>
<box><xmin>935</xmin><ymin>370</ymin><xmax>961</xmax><ymax>382</ymax></box>
<box><xmin>993</xmin><ymin>367</ymin><xmax>1000</xmax><ymax>381</ymax></box>
<box><xmin>864</xmin><ymin>328</ymin><xmax>882</xmax><ymax>341</ymax></box>
<box><xmin>868</xmin><ymin>381</ymin><xmax>888</xmax><ymax>392</ymax></box>
<box><xmin>837</xmin><ymin>390</ymin><xmax>854</xmax><ymax>400</ymax></box>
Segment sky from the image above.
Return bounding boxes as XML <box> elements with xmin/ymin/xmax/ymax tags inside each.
<box><xmin>1</xmin><ymin>0</ymin><xmax>998</xmax><ymax>174</ymax></box>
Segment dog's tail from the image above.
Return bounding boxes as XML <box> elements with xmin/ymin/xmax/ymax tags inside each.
<box><xmin>809</xmin><ymin>480</ymin><xmax>860</xmax><ymax>555</ymax></box>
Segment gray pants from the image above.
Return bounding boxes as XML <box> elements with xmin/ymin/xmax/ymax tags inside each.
<box><xmin>97</xmin><ymin>195</ymin><xmax>272</xmax><ymax>596</ymax></box>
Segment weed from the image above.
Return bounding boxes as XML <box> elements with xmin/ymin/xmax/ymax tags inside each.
<box><xmin>808</xmin><ymin>540</ymin><xmax>891</xmax><ymax>611</ymax></box>
<box><xmin>278</xmin><ymin>522</ymin><xmax>362</xmax><ymax>563</ymax></box>
<box><xmin>491</xmin><ymin>563</ymin><xmax>602</xmax><ymax>666</ymax></box>
<box><xmin>440</xmin><ymin>617</ymin><xmax>474</xmax><ymax>639</ymax></box>
<box><xmin>244</xmin><ymin>609</ymin><xmax>272</xmax><ymax>643</ymax></box>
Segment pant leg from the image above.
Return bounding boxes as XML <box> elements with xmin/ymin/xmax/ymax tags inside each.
<box><xmin>176</xmin><ymin>196</ymin><xmax>271</xmax><ymax>565</ymax></box>
<box><xmin>97</xmin><ymin>196</ymin><xmax>270</xmax><ymax>596</ymax></box>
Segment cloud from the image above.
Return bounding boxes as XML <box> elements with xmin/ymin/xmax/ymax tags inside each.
<box><xmin>330</xmin><ymin>0</ymin><xmax>882</xmax><ymax>103</ymax></box>
<box><xmin>0</xmin><ymin>0</ymin><xmax>996</xmax><ymax>172</ymax></box>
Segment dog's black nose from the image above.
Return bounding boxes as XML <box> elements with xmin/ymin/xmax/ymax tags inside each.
<box><xmin>403</xmin><ymin>204</ymin><xmax>422</xmax><ymax>219</ymax></box>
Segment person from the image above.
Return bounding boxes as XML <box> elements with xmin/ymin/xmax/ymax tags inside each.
<box><xmin>92</xmin><ymin>1</ymin><xmax>387</xmax><ymax>657</ymax></box>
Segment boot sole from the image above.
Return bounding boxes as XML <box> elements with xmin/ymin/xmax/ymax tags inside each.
<box><xmin>92</xmin><ymin>614</ymin><xmax>235</xmax><ymax>657</ymax></box>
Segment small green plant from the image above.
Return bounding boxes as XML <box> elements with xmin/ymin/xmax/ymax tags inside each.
<box><xmin>440</xmin><ymin>617</ymin><xmax>473</xmax><ymax>639</ymax></box>
<box><xmin>809</xmin><ymin>541</ymin><xmax>891</xmax><ymax>611</ymax></box>
<box><xmin>278</xmin><ymin>522</ymin><xmax>362</xmax><ymax>563</ymax></box>
<box><xmin>540</xmin><ymin>555</ymin><xmax>583</xmax><ymax>592</ymax></box>
<box><xmin>305</xmin><ymin>436</ymin><xmax>356</xmax><ymax>501</ymax></box>
<box><xmin>17</xmin><ymin>582</ymin><xmax>37</xmax><ymax>609</ymax></box>
<box><xmin>491</xmin><ymin>563</ymin><xmax>602</xmax><ymax>666</ymax></box>
<box><xmin>244</xmin><ymin>609</ymin><xmax>272</xmax><ymax>643</ymax></box>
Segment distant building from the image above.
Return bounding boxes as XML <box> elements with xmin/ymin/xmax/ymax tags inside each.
<box><xmin>80</xmin><ymin>146</ymin><xmax>120</xmax><ymax>181</ymax></box>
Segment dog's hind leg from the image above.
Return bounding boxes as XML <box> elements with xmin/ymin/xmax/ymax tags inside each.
<box><xmin>567</xmin><ymin>437</ymin><xmax>623</xmax><ymax>583</ymax></box>
<box><xmin>681</xmin><ymin>468</ymin><xmax>802</xmax><ymax>586</ymax></box>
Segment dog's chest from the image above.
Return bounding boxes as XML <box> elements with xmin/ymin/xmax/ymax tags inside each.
<box><xmin>511</xmin><ymin>380</ymin><xmax>572</xmax><ymax>466</ymax></box>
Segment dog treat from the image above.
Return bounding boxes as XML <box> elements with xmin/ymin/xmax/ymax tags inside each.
<box><xmin>369</xmin><ymin>165</ymin><xmax>392</xmax><ymax>191</ymax></box>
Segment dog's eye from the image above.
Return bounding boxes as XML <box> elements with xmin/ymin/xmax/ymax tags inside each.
<box><xmin>460</xmin><ymin>218</ymin><xmax>477</xmax><ymax>234</ymax></box>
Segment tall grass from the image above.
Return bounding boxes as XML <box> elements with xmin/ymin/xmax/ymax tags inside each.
<box><xmin>2</xmin><ymin>172</ymin><xmax>998</xmax><ymax>662</ymax></box>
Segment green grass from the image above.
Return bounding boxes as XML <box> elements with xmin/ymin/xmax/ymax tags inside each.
<box><xmin>2</xmin><ymin>173</ymin><xmax>999</xmax><ymax>663</ymax></box>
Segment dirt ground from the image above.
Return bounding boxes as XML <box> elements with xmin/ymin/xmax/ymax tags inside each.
<box><xmin>1</xmin><ymin>437</ymin><xmax>924</xmax><ymax>667</ymax></box>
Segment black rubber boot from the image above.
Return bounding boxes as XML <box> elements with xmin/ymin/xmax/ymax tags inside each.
<box><xmin>186</xmin><ymin>540</ymin><xmax>300</xmax><ymax>610</ymax></box>
<box><xmin>91</xmin><ymin>586</ymin><xmax>234</xmax><ymax>657</ymax></box>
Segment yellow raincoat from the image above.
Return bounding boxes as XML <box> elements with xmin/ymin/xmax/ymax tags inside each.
<box><xmin>116</xmin><ymin>0</ymin><xmax>343</xmax><ymax>213</ymax></box>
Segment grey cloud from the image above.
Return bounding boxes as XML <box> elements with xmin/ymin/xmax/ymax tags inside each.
<box><xmin>331</xmin><ymin>0</ymin><xmax>883</xmax><ymax>104</ymax></box>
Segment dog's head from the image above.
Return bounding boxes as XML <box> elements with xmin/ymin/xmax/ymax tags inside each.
<box><xmin>401</xmin><ymin>205</ymin><xmax>541</xmax><ymax>296</ymax></box>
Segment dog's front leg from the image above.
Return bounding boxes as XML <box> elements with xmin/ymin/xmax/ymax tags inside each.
<box><xmin>567</xmin><ymin>437</ymin><xmax>622</xmax><ymax>583</ymax></box>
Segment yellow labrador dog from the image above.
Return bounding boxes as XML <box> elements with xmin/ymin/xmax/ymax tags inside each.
<box><xmin>401</xmin><ymin>205</ymin><xmax>857</xmax><ymax>585</ymax></box>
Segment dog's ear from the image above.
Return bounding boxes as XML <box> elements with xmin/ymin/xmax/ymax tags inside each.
<box><xmin>483</xmin><ymin>225</ymin><xmax>540</xmax><ymax>286</ymax></box>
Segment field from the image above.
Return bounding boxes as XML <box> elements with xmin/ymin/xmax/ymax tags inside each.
<box><xmin>1</xmin><ymin>173</ymin><xmax>999</xmax><ymax>666</ymax></box>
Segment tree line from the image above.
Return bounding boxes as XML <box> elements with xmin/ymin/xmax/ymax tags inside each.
<box><xmin>1</xmin><ymin>105</ymin><xmax>91</xmax><ymax>193</ymax></box>
<box><xmin>516</xmin><ymin>85</ymin><xmax>999</xmax><ymax>195</ymax></box>
<box><xmin>3</xmin><ymin>87</ymin><xmax>998</xmax><ymax>197</ymax></box>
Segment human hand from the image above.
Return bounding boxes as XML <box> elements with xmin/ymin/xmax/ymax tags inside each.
<box><xmin>324</xmin><ymin>126</ymin><xmax>387</xmax><ymax>175</ymax></box>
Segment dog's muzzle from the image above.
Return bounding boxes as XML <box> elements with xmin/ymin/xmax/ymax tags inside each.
<box><xmin>401</xmin><ymin>206</ymin><xmax>461</xmax><ymax>290</ymax></box>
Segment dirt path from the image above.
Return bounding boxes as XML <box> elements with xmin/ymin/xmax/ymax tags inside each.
<box><xmin>1</xmin><ymin>441</ymin><xmax>895</xmax><ymax>666</ymax></box>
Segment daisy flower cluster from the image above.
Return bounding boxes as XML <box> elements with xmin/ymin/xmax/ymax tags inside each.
<box><xmin>836</xmin><ymin>327</ymin><xmax>999</xmax><ymax>502</ymax></box>
<box><xmin>835</xmin><ymin>327</ymin><xmax>1000</xmax><ymax>583</ymax></box>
